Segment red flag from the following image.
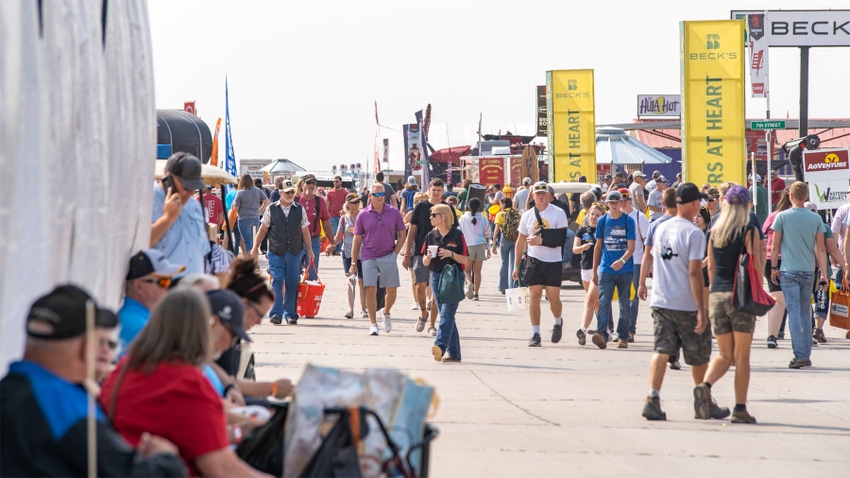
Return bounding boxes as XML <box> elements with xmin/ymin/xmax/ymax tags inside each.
<box><xmin>184</xmin><ymin>101</ymin><xmax>196</xmax><ymax>115</ymax></box>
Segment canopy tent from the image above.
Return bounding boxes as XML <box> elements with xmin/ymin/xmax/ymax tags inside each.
<box><xmin>260</xmin><ymin>159</ymin><xmax>306</xmax><ymax>176</ymax></box>
<box><xmin>595</xmin><ymin>126</ymin><xmax>673</xmax><ymax>165</ymax></box>
<box><xmin>156</xmin><ymin>109</ymin><xmax>213</xmax><ymax>162</ymax></box>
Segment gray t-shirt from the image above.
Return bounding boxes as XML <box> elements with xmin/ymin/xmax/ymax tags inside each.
<box><xmin>234</xmin><ymin>187</ymin><xmax>267</xmax><ymax>219</ymax></box>
<box><xmin>514</xmin><ymin>188</ymin><xmax>530</xmax><ymax>213</ymax></box>
<box><xmin>650</xmin><ymin>217</ymin><xmax>706</xmax><ymax>312</ymax></box>
<box><xmin>337</xmin><ymin>214</ymin><xmax>357</xmax><ymax>258</ymax></box>
<box><xmin>774</xmin><ymin>207</ymin><xmax>824</xmax><ymax>272</ymax></box>
<box><xmin>647</xmin><ymin>189</ymin><xmax>664</xmax><ymax>221</ymax></box>
<box><xmin>628</xmin><ymin>182</ymin><xmax>645</xmax><ymax>210</ymax></box>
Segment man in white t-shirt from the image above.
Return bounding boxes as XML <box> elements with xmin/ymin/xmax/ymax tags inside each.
<box><xmin>618</xmin><ymin>188</ymin><xmax>649</xmax><ymax>343</ymax></box>
<box><xmin>629</xmin><ymin>171</ymin><xmax>647</xmax><ymax>212</ymax></box>
<box><xmin>513</xmin><ymin>181</ymin><xmax>568</xmax><ymax>348</ymax></box>
<box><xmin>646</xmin><ymin>175</ymin><xmax>668</xmax><ymax>222</ymax></box>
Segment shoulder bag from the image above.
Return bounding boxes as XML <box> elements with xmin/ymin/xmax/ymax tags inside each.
<box><xmin>437</xmin><ymin>262</ymin><xmax>465</xmax><ymax>304</ymax></box>
<box><xmin>732</xmin><ymin>226</ymin><xmax>775</xmax><ymax>315</ymax></box>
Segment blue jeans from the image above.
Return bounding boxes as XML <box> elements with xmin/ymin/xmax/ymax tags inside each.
<box><xmin>269</xmin><ymin>249</ymin><xmax>305</xmax><ymax>321</ymax></box>
<box><xmin>780</xmin><ymin>271</ymin><xmax>815</xmax><ymax>360</ymax></box>
<box><xmin>329</xmin><ymin>216</ymin><xmax>341</xmax><ymax>253</ymax></box>
<box><xmin>562</xmin><ymin>228</ymin><xmax>575</xmax><ymax>265</ymax></box>
<box><xmin>430</xmin><ymin>269</ymin><xmax>464</xmax><ymax>361</ymax></box>
<box><xmin>597</xmin><ymin>271</ymin><xmax>632</xmax><ymax>340</ymax></box>
<box><xmin>237</xmin><ymin>217</ymin><xmax>261</xmax><ymax>253</ymax></box>
<box><xmin>498</xmin><ymin>239</ymin><xmax>516</xmax><ymax>292</ymax></box>
<box><xmin>624</xmin><ymin>267</ymin><xmax>641</xmax><ymax>335</ymax></box>
<box><xmin>301</xmin><ymin>236</ymin><xmax>322</xmax><ymax>280</ymax></box>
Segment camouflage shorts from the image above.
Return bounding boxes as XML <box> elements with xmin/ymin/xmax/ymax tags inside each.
<box><xmin>651</xmin><ymin>307</ymin><xmax>711</xmax><ymax>366</ymax></box>
<box><xmin>709</xmin><ymin>292</ymin><xmax>756</xmax><ymax>335</ymax></box>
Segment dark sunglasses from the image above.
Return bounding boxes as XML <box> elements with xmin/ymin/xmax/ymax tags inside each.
<box><xmin>429</xmin><ymin>213</ymin><xmax>441</xmax><ymax>218</ymax></box>
<box><xmin>707</xmin><ymin>198</ymin><xmax>717</xmax><ymax>202</ymax></box>
<box><xmin>247</xmin><ymin>301</ymin><xmax>265</xmax><ymax>320</ymax></box>
<box><xmin>372</xmin><ymin>192</ymin><xmax>386</xmax><ymax>197</ymax></box>
<box><xmin>283</xmin><ymin>190</ymin><xmax>295</xmax><ymax>195</ymax></box>
<box><xmin>140</xmin><ymin>277</ymin><xmax>171</xmax><ymax>289</ymax></box>
<box><xmin>220</xmin><ymin>320</ymin><xmax>239</xmax><ymax>345</ymax></box>
<box><xmin>99</xmin><ymin>338</ymin><xmax>118</xmax><ymax>350</ymax></box>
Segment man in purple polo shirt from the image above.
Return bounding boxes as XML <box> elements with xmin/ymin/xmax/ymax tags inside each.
<box><xmin>350</xmin><ymin>183</ymin><xmax>407</xmax><ymax>336</ymax></box>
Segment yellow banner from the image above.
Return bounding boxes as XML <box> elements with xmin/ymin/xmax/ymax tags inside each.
<box><xmin>547</xmin><ymin>70</ymin><xmax>596</xmax><ymax>183</ymax></box>
<box><xmin>681</xmin><ymin>20</ymin><xmax>746</xmax><ymax>187</ymax></box>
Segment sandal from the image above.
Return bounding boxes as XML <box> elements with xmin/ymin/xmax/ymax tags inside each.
<box><xmin>427</xmin><ymin>326</ymin><xmax>437</xmax><ymax>336</ymax></box>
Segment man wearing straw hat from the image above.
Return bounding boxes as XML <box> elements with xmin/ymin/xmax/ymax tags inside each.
<box><xmin>1</xmin><ymin>285</ymin><xmax>185</xmax><ymax>476</ymax></box>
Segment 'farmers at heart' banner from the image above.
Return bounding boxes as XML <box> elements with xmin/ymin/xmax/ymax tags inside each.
<box><xmin>547</xmin><ymin>69</ymin><xmax>596</xmax><ymax>183</ymax></box>
<box><xmin>681</xmin><ymin>20</ymin><xmax>746</xmax><ymax>188</ymax></box>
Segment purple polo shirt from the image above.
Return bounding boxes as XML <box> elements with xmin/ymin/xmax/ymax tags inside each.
<box><xmin>353</xmin><ymin>203</ymin><xmax>405</xmax><ymax>261</ymax></box>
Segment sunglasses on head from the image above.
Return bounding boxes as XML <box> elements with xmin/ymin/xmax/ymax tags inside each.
<box><xmin>140</xmin><ymin>277</ymin><xmax>171</xmax><ymax>289</ymax></box>
<box><xmin>372</xmin><ymin>192</ymin><xmax>386</xmax><ymax>197</ymax></box>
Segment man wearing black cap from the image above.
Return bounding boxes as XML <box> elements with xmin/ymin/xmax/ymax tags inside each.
<box><xmin>1</xmin><ymin>285</ymin><xmax>185</xmax><ymax>477</ymax></box>
<box><xmin>151</xmin><ymin>152</ymin><xmax>210</xmax><ymax>275</ymax></box>
<box><xmin>637</xmin><ymin>183</ymin><xmax>727</xmax><ymax>421</ymax></box>
<box><xmin>206</xmin><ymin>289</ymin><xmax>252</xmax><ymax>358</ymax></box>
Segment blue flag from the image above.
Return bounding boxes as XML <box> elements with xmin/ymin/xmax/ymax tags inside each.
<box><xmin>414</xmin><ymin>110</ymin><xmax>430</xmax><ymax>185</ymax></box>
<box><xmin>224</xmin><ymin>78</ymin><xmax>237</xmax><ymax>189</ymax></box>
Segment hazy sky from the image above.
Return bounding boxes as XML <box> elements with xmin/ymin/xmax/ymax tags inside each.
<box><xmin>148</xmin><ymin>1</ymin><xmax>850</xmax><ymax>172</ymax></box>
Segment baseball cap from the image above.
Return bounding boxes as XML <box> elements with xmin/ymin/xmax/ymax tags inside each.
<box><xmin>346</xmin><ymin>192</ymin><xmax>360</xmax><ymax>203</ymax></box>
<box><xmin>126</xmin><ymin>249</ymin><xmax>186</xmax><ymax>281</ymax></box>
<box><xmin>676</xmin><ymin>182</ymin><xmax>709</xmax><ymax>204</ymax></box>
<box><xmin>164</xmin><ymin>152</ymin><xmax>205</xmax><ymax>191</ymax></box>
<box><xmin>751</xmin><ymin>173</ymin><xmax>762</xmax><ymax>181</ymax></box>
<box><xmin>300</xmin><ymin>174</ymin><xmax>317</xmax><ymax>184</ymax></box>
<box><xmin>604</xmin><ymin>174</ymin><xmax>613</xmax><ymax>180</ymax></box>
<box><xmin>206</xmin><ymin>289</ymin><xmax>251</xmax><ymax>343</ymax></box>
<box><xmin>618</xmin><ymin>187</ymin><xmax>630</xmax><ymax>199</ymax></box>
<box><xmin>652</xmin><ymin>170</ymin><xmax>662</xmax><ymax>178</ymax></box>
<box><xmin>407</xmin><ymin>175</ymin><xmax>417</xmax><ymax>186</ymax></box>
<box><xmin>26</xmin><ymin>285</ymin><xmax>115</xmax><ymax>340</ymax></box>
<box><xmin>279</xmin><ymin>179</ymin><xmax>296</xmax><ymax>192</ymax></box>
<box><xmin>771</xmin><ymin>170</ymin><xmax>779</xmax><ymax>176</ymax></box>
<box><xmin>804</xmin><ymin>201</ymin><xmax>818</xmax><ymax>212</ymax></box>
<box><xmin>523</xmin><ymin>177</ymin><xmax>532</xmax><ymax>185</ymax></box>
<box><xmin>725</xmin><ymin>185</ymin><xmax>751</xmax><ymax>205</ymax></box>
<box><xmin>606</xmin><ymin>191</ymin><xmax>623</xmax><ymax>202</ymax></box>
<box><xmin>532</xmin><ymin>181</ymin><xmax>549</xmax><ymax>193</ymax></box>
<box><xmin>706</xmin><ymin>187</ymin><xmax>720</xmax><ymax>199</ymax></box>
<box><xmin>633</xmin><ymin>171</ymin><xmax>646</xmax><ymax>178</ymax></box>
<box><xmin>656</xmin><ymin>175</ymin><xmax>668</xmax><ymax>183</ymax></box>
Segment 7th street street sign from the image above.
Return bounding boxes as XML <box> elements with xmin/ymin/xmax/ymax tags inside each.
<box><xmin>751</xmin><ymin>120</ymin><xmax>786</xmax><ymax>130</ymax></box>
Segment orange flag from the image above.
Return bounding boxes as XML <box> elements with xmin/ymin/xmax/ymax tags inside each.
<box><xmin>210</xmin><ymin>118</ymin><xmax>222</xmax><ymax>166</ymax></box>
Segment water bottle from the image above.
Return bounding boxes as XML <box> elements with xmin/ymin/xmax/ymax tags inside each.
<box><xmin>816</xmin><ymin>281</ymin><xmax>828</xmax><ymax>313</ymax></box>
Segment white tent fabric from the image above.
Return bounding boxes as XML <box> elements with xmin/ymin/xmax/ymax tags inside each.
<box><xmin>595</xmin><ymin>126</ymin><xmax>673</xmax><ymax>165</ymax></box>
<box><xmin>0</xmin><ymin>0</ymin><xmax>155</xmax><ymax>374</ymax></box>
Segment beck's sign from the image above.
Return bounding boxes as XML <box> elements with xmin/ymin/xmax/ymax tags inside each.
<box><xmin>731</xmin><ymin>10</ymin><xmax>850</xmax><ymax>47</ymax></box>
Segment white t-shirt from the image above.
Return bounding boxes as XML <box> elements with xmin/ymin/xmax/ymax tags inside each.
<box><xmin>625</xmin><ymin>209</ymin><xmax>649</xmax><ymax>264</ymax></box>
<box><xmin>628</xmin><ymin>182</ymin><xmax>645</xmax><ymax>209</ymax></box>
<box><xmin>647</xmin><ymin>189</ymin><xmax>664</xmax><ymax>221</ymax></box>
<box><xmin>519</xmin><ymin>204</ymin><xmax>568</xmax><ymax>263</ymax></box>
<box><xmin>649</xmin><ymin>217</ymin><xmax>706</xmax><ymax>312</ymax></box>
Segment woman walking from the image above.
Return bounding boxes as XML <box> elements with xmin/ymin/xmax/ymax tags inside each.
<box><xmin>422</xmin><ymin>205</ymin><xmax>469</xmax><ymax>363</ymax></box>
<box><xmin>492</xmin><ymin>197</ymin><xmax>521</xmax><ymax>294</ymax></box>
<box><xmin>458</xmin><ymin>198</ymin><xmax>490</xmax><ymax>300</ymax></box>
<box><xmin>328</xmin><ymin>193</ymin><xmax>366</xmax><ymax>319</ymax></box>
<box><xmin>233</xmin><ymin>174</ymin><xmax>270</xmax><ymax>257</ymax></box>
<box><xmin>572</xmin><ymin>202</ymin><xmax>605</xmax><ymax>345</ymax></box>
<box><xmin>696</xmin><ymin>185</ymin><xmax>761</xmax><ymax>424</ymax></box>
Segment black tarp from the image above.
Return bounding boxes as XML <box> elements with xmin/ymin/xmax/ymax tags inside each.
<box><xmin>156</xmin><ymin>109</ymin><xmax>213</xmax><ymax>163</ymax></box>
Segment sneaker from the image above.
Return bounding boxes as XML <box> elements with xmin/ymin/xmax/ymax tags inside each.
<box><xmin>431</xmin><ymin>345</ymin><xmax>442</xmax><ymax>362</ymax></box>
<box><xmin>369</xmin><ymin>324</ymin><xmax>379</xmax><ymax>336</ymax></box>
<box><xmin>528</xmin><ymin>333</ymin><xmax>542</xmax><ymax>347</ymax></box>
<box><xmin>441</xmin><ymin>357</ymin><xmax>461</xmax><ymax>363</ymax></box>
<box><xmin>416</xmin><ymin>316</ymin><xmax>427</xmax><ymax>332</ymax></box>
<box><xmin>286</xmin><ymin>317</ymin><xmax>298</xmax><ymax>325</ymax></box>
<box><xmin>731</xmin><ymin>410</ymin><xmax>757</xmax><ymax>424</ymax></box>
<box><xmin>693</xmin><ymin>384</ymin><xmax>711</xmax><ymax>419</ymax></box>
<box><xmin>591</xmin><ymin>333</ymin><xmax>607</xmax><ymax>349</ymax></box>
<box><xmin>427</xmin><ymin>326</ymin><xmax>437</xmax><ymax>336</ymax></box>
<box><xmin>789</xmin><ymin>358</ymin><xmax>811</xmax><ymax>368</ymax></box>
<box><xmin>344</xmin><ymin>311</ymin><xmax>353</xmax><ymax>319</ymax></box>
<box><xmin>472</xmin><ymin>294</ymin><xmax>479</xmax><ymax>301</ymax></box>
<box><xmin>361</xmin><ymin>309</ymin><xmax>369</xmax><ymax>318</ymax></box>
<box><xmin>410</xmin><ymin>302</ymin><xmax>419</xmax><ymax>310</ymax></box>
<box><xmin>551</xmin><ymin>322</ymin><xmax>563</xmax><ymax>344</ymax></box>
<box><xmin>617</xmin><ymin>339</ymin><xmax>628</xmax><ymax>349</ymax></box>
<box><xmin>270</xmin><ymin>315</ymin><xmax>283</xmax><ymax>325</ymax></box>
<box><xmin>812</xmin><ymin>338</ymin><xmax>818</xmax><ymax>347</ymax></box>
<box><xmin>466</xmin><ymin>283</ymin><xmax>474</xmax><ymax>299</ymax></box>
<box><xmin>767</xmin><ymin>335</ymin><xmax>777</xmax><ymax>349</ymax></box>
<box><xmin>669</xmin><ymin>358</ymin><xmax>682</xmax><ymax>370</ymax></box>
<box><xmin>642</xmin><ymin>395</ymin><xmax>667</xmax><ymax>421</ymax></box>
<box><xmin>500</xmin><ymin>290</ymin><xmax>506</xmax><ymax>295</ymax></box>
<box><xmin>777</xmin><ymin>331</ymin><xmax>786</xmax><ymax>339</ymax></box>
<box><xmin>383</xmin><ymin>313</ymin><xmax>392</xmax><ymax>333</ymax></box>
<box><xmin>813</xmin><ymin>328</ymin><xmax>827</xmax><ymax>343</ymax></box>
<box><xmin>628</xmin><ymin>333</ymin><xmax>635</xmax><ymax>343</ymax></box>
<box><xmin>612</xmin><ymin>334</ymin><xmax>620</xmax><ymax>343</ymax></box>
<box><xmin>576</xmin><ymin>329</ymin><xmax>587</xmax><ymax>346</ymax></box>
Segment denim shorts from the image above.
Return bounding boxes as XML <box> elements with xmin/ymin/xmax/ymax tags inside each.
<box><xmin>341</xmin><ymin>256</ymin><xmax>363</xmax><ymax>279</ymax></box>
<box><xmin>651</xmin><ymin>307</ymin><xmax>711</xmax><ymax>366</ymax></box>
<box><xmin>709</xmin><ymin>292</ymin><xmax>756</xmax><ymax>335</ymax></box>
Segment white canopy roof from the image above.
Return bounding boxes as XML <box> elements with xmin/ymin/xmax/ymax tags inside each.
<box><xmin>595</xmin><ymin>126</ymin><xmax>673</xmax><ymax>165</ymax></box>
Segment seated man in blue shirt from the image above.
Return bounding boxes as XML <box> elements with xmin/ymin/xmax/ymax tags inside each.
<box><xmin>1</xmin><ymin>285</ymin><xmax>185</xmax><ymax>477</ymax></box>
<box><xmin>118</xmin><ymin>249</ymin><xmax>185</xmax><ymax>349</ymax></box>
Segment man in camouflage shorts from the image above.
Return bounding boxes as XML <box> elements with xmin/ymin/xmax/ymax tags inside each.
<box><xmin>637</xmin><ymin>183</ymin><xmax>729</xmax><ymax>421</ymax></box>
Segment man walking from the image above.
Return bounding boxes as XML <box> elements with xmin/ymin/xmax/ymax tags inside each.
<box><xmin>618</xmin><ymin>188</ymin><xmax>649</xmax><ymax>343</ymax></box>
<box><xmin>351</xmin><ymin>183</ymin><xmax>407</xmax><ymax>336</ymax></box>
<box><xmin>251</xmin><ymin>179</ymin><xmax>315</xmax><ymax>325</ymax></box>
<box><xmin>374</xmin><ymin>171</ymin><xmax>398</xmax><ymax>208</ymax></box>
<box><xmin>591</xmin><ymin>190</ymin><xmax>636</xmax><ymax>349</ymax></box>
<box><xmin>646</xmin><ymin>175</ymin><xmax>668</xmax><ymax>222</ymax></box>
<box><xmin>514</xmin><ymin>177</ymin><xmax>532</xmax><ymax>214</ymax></box>
<box><xmin>637</xmin><ymin>183</ymin><xmax>728</xmax><ymax>421</ymax></box>
<box><xmin>771</xmin><ymin>181</ymin><xmax>828</xmax><ymax>368</ymax></box>
<box><xmin>298</xmin><ymin>174</ymin><xmax>335</xmax><ymax>280</ymax></box>
<box><xmin>512</xmin><ymin>181</ymin><xmax>568</xmax><ymax>347</ymax></box>
<box><xmin>629</xmin><ymin>171</ymin><xmax>647</xmax><ymax>213</ymax></box>
<box><xmin>326</xmin><ymin>175</ymin><xmax>349</xmax><ymax>255</ymax></box>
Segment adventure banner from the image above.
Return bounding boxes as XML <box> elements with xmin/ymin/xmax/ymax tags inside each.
<box><xmin>681</xmin><ymin>20</ymin><xmax>746</xmax><ymax>187</ymax></box>
<box><xmin>547</xmin><ymin>69</ymin><xmax>596</xmax><ymax>182</ymax></box>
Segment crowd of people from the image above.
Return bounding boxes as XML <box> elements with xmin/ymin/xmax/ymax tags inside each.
<box><xmin>6</xmin><ymin>150</ymin><xmax>850</xmax><ymax>475</ymax></box>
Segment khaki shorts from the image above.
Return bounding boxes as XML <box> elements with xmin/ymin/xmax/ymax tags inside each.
<box><xmin>709</xmin><ymin>292</ymin><xmax>756</xmax><ymax>335</ymax></box>
<box><xmin>467</xmin><ymin>244</ymin><xmax>488</xmax><ymax>262</ymax></box>
<box><xmin>651</xmin><ymin>307</ymin><xmax>711</xmax><ymax>366</ymax></box>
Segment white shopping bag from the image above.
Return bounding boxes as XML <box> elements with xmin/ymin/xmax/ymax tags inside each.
<box><xmin>506</xmin><ymin>287</ymin><xmax>530</xmax><ymax>312</ymax></box>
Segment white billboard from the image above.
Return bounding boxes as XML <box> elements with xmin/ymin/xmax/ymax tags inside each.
<box><xmin>732</xmin><ymin>10</ymin><xmax>850</xmax><ymax>47</ymax></box>
<box><xmin>637</xmin><ymin>95</ymin><xmax>681</xmax><ymax>118</ymax></box>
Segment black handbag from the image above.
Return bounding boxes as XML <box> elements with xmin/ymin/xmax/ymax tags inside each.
<box><xmin>532</xmin><ymin>207</ymin><xmax>567</xmax><ymax>249</ymax></box>
<box><xmin>236</xmin><ymin>403</ymin><xmax>289</xmax><ymax>476</ymax></box>
<box><xmin>732</xmin><ymin>227</ymin><xmax>775</xmax><ymax>316</ymax></box>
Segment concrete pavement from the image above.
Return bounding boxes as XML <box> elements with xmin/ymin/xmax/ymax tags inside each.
<box><xmin>250</xmin><ymin>252</ymin><xmax>850</xmax><ymax>477</ymax></box>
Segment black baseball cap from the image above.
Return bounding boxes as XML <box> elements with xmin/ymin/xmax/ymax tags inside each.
<box><xmin>126</xmin><ymin>249</ymin><xmax>186</xmax><ymax>281</ymax></box>
<box><xmin>676</xmin><ymin>182</ymin><xmax>708</xmax><ymax>204</ymax></box>
<box><xmin>165</xmin><ymin>152</ymin><xmax>205</xmax><ymax>191</ymax></box>
<box><xmin>206</xmin><ymin>289</ymin><xmax>251</xmax><ymax>343</ymax></box>
<box><xmin>26</xmin><ymin>285</ymin><xmax>115</xmax><ymax>340</ymax></box>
